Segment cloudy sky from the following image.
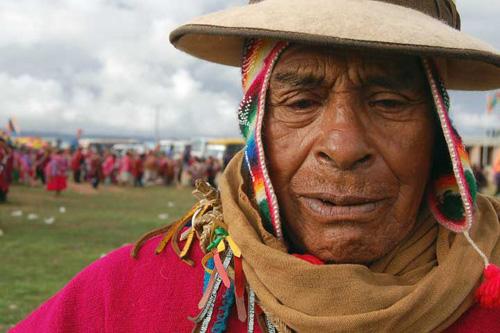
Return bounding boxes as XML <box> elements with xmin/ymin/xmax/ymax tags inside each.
<box><xmin>0</xmin><ymin>0</ymin><xmax>498</xmax><ymax>139</ymax></box>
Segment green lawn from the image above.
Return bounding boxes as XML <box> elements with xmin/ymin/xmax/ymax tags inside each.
<box><xmin>0</xmin><ymin>184</ymin><xmax>195</xmax><ymax>332</ymax></box>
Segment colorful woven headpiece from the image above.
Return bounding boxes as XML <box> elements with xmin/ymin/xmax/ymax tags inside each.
<box><xmin>236</xmin><ymin>39</ymin><xmax>500</xmax><ymax>308</ymax></box>
<box><xmin>238</xmin><ymin>38</ymin><xmax>477</xmax><ymax>239</ymax></box>
<box><xmin>239</xmin><ymin>39</ymin><xmax>289</xmax><ymax>239</ymax></box>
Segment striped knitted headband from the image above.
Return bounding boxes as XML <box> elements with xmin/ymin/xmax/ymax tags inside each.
<box><xmin>239</xmin><ymin>39</ymin><xmax>288</xmax><ymax>239</ymax></box>
<box><xmin>237</xmin><ymin>39</ymin><xmax>498</xmax><ymax>284</ymax></box>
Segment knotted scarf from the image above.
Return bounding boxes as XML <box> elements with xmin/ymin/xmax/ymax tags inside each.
<box><xmin>220</xmin><ymin>151</ymin><xmax>500</xmax><ymax>332</ymax></box>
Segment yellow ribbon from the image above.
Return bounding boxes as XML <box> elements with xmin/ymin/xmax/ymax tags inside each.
<box><xmin>226</xmin><ymin>235</ymin><xmax>242</xmax><ymax>257</ymax></box>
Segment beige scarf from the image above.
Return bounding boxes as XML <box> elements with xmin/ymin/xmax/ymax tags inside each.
<box><xmin>219</xmin><ymin>152</ymin><xmax>500</xmax><ymax>332</ymax></box>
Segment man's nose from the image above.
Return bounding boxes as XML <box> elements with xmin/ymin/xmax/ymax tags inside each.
<box><xmin>313</xmin><ymin>96</ymin><xmax>374</xmax><ymax>171</ymax></box>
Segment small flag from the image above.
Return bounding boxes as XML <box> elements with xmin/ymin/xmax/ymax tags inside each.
<box><xmin>487</xmin><ymin>91</ymin><xmax>500</xmax><ymax>113</ymax></box>
<box><xmin>7</xmin><ymin>118</ymin><xmax>20</xmax><ymax>134</ymax></box>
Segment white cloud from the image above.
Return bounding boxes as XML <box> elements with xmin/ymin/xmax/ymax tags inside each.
<box><xmin>0</xmin><ymin>0</ymin><xmax>245</xmax><ymax>138</ymax></box>
<box><xmin>172</xmin><ymin>70</ymin><xmax>200</xmax><ymax>99</ymax></box>
<box><xmin>0</xmin><ymin>74</ymin><xmax>64</xmax><ymax>117</ymax></box>
<box><xmin>456</xmin><ymin>0</ymin><xmax>500</xmax><ymax>49</ymax></box>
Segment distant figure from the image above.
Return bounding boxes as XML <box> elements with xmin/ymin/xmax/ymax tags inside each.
<box><xmin>18</xmin><ymin>146</ymin><xmax>33</xmax><ymax>185</ymax></box>
<box><xmin>144</xmin><ymin>151</ymin><xmax>158</xmax><ymax>184</ymax></box>
<box><xmin>102</xmin><ymin>152</ymin><xmax>116</xmax><ymax>185</ymax></box>
<box><xmin>88</xmin><ymin>149</ymin><xmax>103</xmax><ymax>190</ymax></box>
<box><xmin>494</xmin><ymin>154</ymin><xmax>500</xmax><ymax>196</ymax></box>
<box><xmin>133</xmin><ymin>153</ymin><xmax>145</xmax><ymax>187</ymax></box>
<box><xmin>174</xmin><ymin>157</ymin><xmax>182</xmax><ymax>186</ymax></box>
<box><xmin>180</xmin><ymin>146</ymin><xmax>192</xmax><ymax>186</ymax></box>
<box><xmin>167</xmin><ymin>144</ymin><xmax>175</xmax><ymax>158</ymax></box>
<box><xmin>165</xmin><ymin>157</ymin><xmax>176</xmax><ymax>186</ymax></box>
<box><xmin>45</xmin><ymin>150</ymin><xmax>68</xmax><ymax>196</ymax></box>
<box><xmin>472</xmin><ymin>164</ymin><xmax>488</xmax><ymax>193</ymax></box>
<box><xmin>157</xmin><ymin>152</ymin><xmax>166</xmax><ymax>184</ymax></box>
<box><xmin>118</xmin><ymin>151</ymin><xmax>133</xmax><ymax>186</ymax></box>
<box><xmin>182</xmin><ymin>145</ymin><xmax>191</xmax><ymax>166</ymax></box>
<box><xmin>71</xmin><ymin>147</ymin><xmax>84</xmax><ymax>183</ymax></box>
<box><xmin>0</xmin><ymin>137</ymin><xmax>13</xmax><ymax>202</ymax></box>
<box><xmin>35</xmin><ymin>148</ymin><xmax>51</xmax><ymax>185</ymax></box>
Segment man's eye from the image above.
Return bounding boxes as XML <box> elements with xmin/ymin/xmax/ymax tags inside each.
<box><xmin>289</xmin><ymin>99</ymin><xmax>318</xmax><ymax>110</ymax></box>
<box><xmin>369</xmin><ymin>99</ymin><xmax>406</xmax><ymax>110</ymax></box>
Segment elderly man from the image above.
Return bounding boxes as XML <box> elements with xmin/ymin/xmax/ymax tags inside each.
<box><xmin>12</xmin><ymin>0</ymin><xmax>500</xmax><ymax>332</ymax></box>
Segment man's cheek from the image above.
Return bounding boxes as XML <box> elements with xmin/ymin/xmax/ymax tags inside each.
<box><xmin>266</xmin><ymin>122</ymin><xmax>301</xmax><ymax>146</ymax></box>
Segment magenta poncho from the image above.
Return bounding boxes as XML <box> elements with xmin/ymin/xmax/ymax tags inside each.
<box><xmin>11</xmin><ymin>236</ymin><xmax>500</xmax><ymax>332</ymax></box>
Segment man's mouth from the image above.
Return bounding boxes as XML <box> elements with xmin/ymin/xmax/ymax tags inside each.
<box><xmin>297</xmin><ymin>193</ymin><xmax>390</xmax><ymax>222</ymax></box>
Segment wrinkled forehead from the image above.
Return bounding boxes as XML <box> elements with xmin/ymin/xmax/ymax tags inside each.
<box><xmin>271</xmin><ymin>44</ymin><xmax>427</xmax><ymax>90</ymax></box>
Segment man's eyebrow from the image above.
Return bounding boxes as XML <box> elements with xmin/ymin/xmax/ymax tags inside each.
<box><xmin>273</xmin><ymin>71</ymin><xmax>325</xmax><ymax>89</ymax></box>
<box><xmin>363</xmin><ymin>74</ymin><xmax>420</xmax><ymax>91</ymax></box>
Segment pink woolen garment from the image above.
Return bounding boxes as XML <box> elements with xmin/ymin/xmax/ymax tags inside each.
<box><xmin>10</xmin><ymin>237</ymin><xmax>500</xmax><ymax>333</ymax></box>
<box><xmin>10</xmin><ymin>236</ymin><xmax>255</xmax><ymax>333</ymax></box>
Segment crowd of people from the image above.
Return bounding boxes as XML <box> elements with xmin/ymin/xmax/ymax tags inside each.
<box><xmin>2</xmin><ymin>132</ymin><xmax>500</xmax><ymax>204</ymax></box>
<box><xmin>0</xmin><ymin>134</ymin><xmax>225</xmax><ymax>203</ymax></box>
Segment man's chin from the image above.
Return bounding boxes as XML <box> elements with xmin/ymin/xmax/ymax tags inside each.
<box><xmin>313</xmin><ymin>248</ymin><xmax>384</xmax><ymax>265</ymax></box>
<box><xmin>300</xmin><ymin>233</ymin><xmax>397</xmax><ymax>265</ymax></box>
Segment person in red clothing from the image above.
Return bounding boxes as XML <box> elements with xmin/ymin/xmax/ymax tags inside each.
<box><xmin>0</xmin><ymin>135</ymin><xmax>13</xmax><ymax>203</ymax></box>
<box><xmin>102</xmin><ymin>150</ymin><xmax>117</xmax><ymax>185</ymax></box>
<box><xmin>132</xmin><ymin>152</ymin><xmax>145</xmax><ymax>187</ymax></box>
<box><xmin>11</xmin><ymin>1</ymin><xmax>500</xmax><ymax>332</ymax></box>
<box><xmin>71</xmin><ymin>147</ymin><xmax>84</xmax><ymax>183</ymax></box>
<box><xmin>34</xmin><ymin>147</ymin><xmax>51</xmax><ymax>185</ymax></box>
<box><xmin>45</xmin><ymin>149</ymin><xmax>68</xmax><ymax>196</ymax></box>
<box><xmin>87</xmin><ymin>148</ymin><xmax>103</xmax><ymax>189</ymax></box>
<box><xmin>118</xmin><ymin>150</ymin><xmax>133</xmax><ymax>186</ymax></box>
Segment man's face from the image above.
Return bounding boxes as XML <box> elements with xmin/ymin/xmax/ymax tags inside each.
<box><xmin>264</xmin><ymin>46</ymin><xmax>435</xmax><ymax>264</ymax></box>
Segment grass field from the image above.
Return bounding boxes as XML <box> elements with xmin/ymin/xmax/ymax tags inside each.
<box><xmin>0</xmin><ymin>183</ymin><xmax>195</xmax><ymax>332</ymax></box>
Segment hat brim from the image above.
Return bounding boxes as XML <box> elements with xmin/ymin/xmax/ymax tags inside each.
<box><xmin>170</xmin><ymin>0</ymin><xmax>500</xmax><ymax>91</ymax></box>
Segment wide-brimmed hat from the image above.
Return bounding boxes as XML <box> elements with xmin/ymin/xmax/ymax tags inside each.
<box><xmin>170</xmin><ymin>0</ymin><xmax>500</xmax><ymax>91</ymax></box>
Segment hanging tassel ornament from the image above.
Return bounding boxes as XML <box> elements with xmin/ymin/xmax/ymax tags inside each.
<box><xmin>476</xmin><ymin>264</ymin><xmax>500</xmax><ymax>308</ymax></box>
<box><xmin>463</xmin><ymin>231</ymin><xmax>500</xmax><ymax>308</ymax></box>
<box><xmin>132</xmin><ymin>179</ymin><xmax>222</xmax><ymax>261</ymax></box>
<box><xmin>191</xmin><ymin>249</ymin><xmax>234</xmax><ymax>333</ymax></box>
<box><xmin>213</xmin><ymin>249</ymin><xmax>231</xmax><ymax>288</ymax></box>
<box><xmin>132</xmin><ymin>180</ymin><xmax>254</xmax><ymax>331</ymax></box>
<box><xmin>212</xmin><ymin>285</ymin><xmax>236</xmax><ymax>333</ymax></box>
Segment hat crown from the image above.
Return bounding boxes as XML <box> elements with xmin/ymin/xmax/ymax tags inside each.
<box><xmin>248</xmin><ymin>0</ymin><xmax>460</xmax><ymax>29</ymax></box>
